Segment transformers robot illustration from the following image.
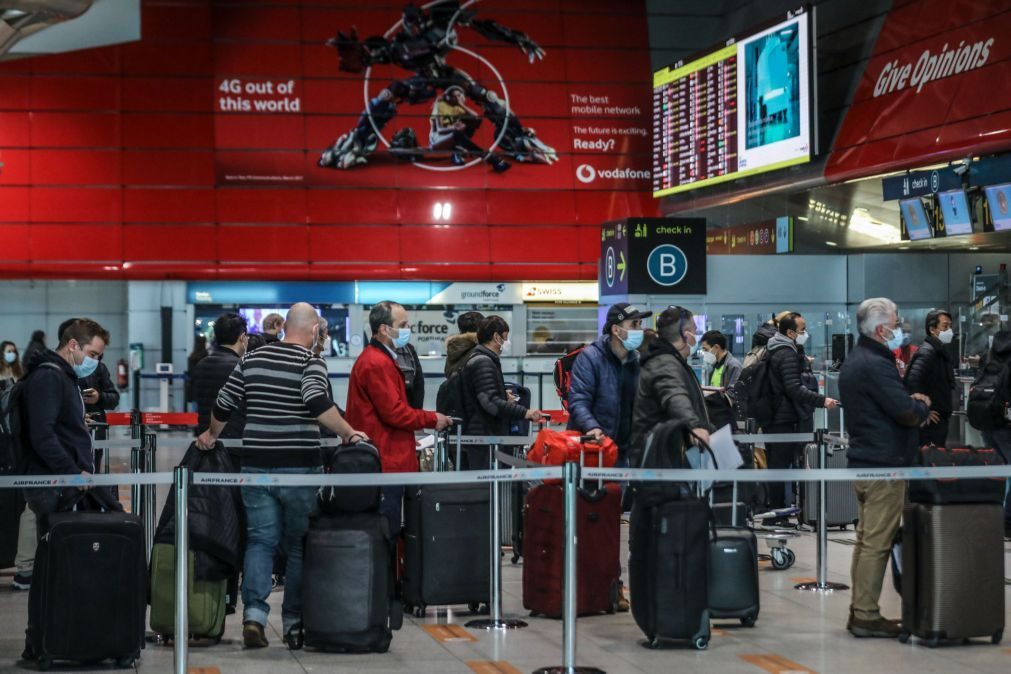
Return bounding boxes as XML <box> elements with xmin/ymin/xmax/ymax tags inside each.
<box><xmin>318</xmin><ymin>1</ymin><xmax>558</xmax><ymax>172</ymax></box>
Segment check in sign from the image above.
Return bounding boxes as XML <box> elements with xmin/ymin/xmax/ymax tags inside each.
<box><xmin>600</xmin><ymin>218</ymin><xmax>705</xmax><ymax>295</ymax></box>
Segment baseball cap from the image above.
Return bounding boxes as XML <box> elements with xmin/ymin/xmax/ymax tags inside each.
<box><xmin>606</xmin><ymin>303</ymin><xmax>652</xmax><ymax>327</ymax></box>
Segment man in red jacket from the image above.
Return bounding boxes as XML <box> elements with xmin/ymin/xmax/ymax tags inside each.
<box><xmin>347</xmin><ymin>301</ymin><xmax>451</xmax><ymax>534</ymax></box>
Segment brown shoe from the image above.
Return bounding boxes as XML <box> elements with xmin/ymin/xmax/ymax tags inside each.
<box><xmin>243</xmin><ymin>621</ymin><xmax>269</xmax><ymax>648</ymax></box>
<box><xmin>848</xmin><ymin>615</ymin><xmax>901</xmax><ymax>638</ymax></box>
<box><xmin>617</xmin><ymin>585</ymin><xmax>630</xmax><ymax>613</ymax></box>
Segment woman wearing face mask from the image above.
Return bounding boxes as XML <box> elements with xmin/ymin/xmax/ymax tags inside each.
<box><xmin>904</xmin><ymin>309</ymin><xmax>956</xmax><ymax>447</ymax></box>
<box><xmin>460</xmin><ymin>315</ymin><xmax>545</xmax><ymax>470</ymax></box>
<box><xmin>0</xmin><ymin>341</ymin><xmax>23</xmax><ymax>385</ymax></box>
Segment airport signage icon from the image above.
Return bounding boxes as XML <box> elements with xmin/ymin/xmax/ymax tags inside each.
<box><xmin>600</xmin><ymin>218</ymin><xmax>706</xmax><ymax>296</ymax></box>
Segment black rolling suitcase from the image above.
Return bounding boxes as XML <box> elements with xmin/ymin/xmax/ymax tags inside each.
<box><xmin>630</xmin><ymin>498</ymin><xmax>713</xmax><ymax>650</ymax></box>
<box><xmin>708</xmin><ymin>527</ymin><xmax>760</xmax><ymax>626</ymax></box>
<box><xmin>402</xmin><ymin>483</ymin><xmax>491</xmax><ymax>614</ymax></box>
<box><xmin>302</xmin><ymin>512</ymin><xmax>402</xmax><ymax>653</ymax></box>
<box><xmin>28</xmin><ymin>497</ymin><xmax>146</xmax><ymax>670</ymax></box>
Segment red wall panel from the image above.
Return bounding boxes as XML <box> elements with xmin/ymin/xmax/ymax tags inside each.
<box><xmin>4</xmin><ymin>0</ymin><xmax>653</xmax><ymax>280</ymax></box>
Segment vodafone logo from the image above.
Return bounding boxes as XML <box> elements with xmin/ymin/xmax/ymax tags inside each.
<box><xmin>576</xmin><ymin>164</ymin><xmax>650</xmax><ymax>184</ymax></box>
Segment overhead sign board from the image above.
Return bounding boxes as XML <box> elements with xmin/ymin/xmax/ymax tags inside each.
<box><xmin>600</xmin><ymin>218</ymin><xmax>707</xmax><ymax>296</ymax></box>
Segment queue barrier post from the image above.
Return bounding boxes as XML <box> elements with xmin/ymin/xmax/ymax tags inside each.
<box><xmin>466</xmin><ymin>440</ymin><xmax>528</xmax><ymax>630</ymax></box>
<box><xmin>173</xmin><ymin>465</ymin><xmax>189</xmax><ymax>674</ymax></box>
<box><xmin>534</xmin><ymin>460</ymin><xmax>604</xmax><ymax>674</ymax></box>
<box><xmin>796</xmin><ymin>429</ymin><xmax>850</xmax><ymax>593</ymax></box>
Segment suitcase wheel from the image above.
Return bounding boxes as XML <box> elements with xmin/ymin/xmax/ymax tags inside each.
<box><xmin>740</xmin><ymin>615</ymin><xmax>756</xmax><ymax>627</ymax></box>
<box><xmin>645</xmin><ymin>637</ymin><xmax>660</xmax><ymax>649</ymax></box>
<box><xmin>927</xmin><ymin>636</ymin><xmax>942</xmax><ymax>649</ymax></box>
<box><xmin>898</xmin><ymin>632</ymin><xmax>911</xmax><ymax>644</ymax></box>
<box><xmin>116</xmin><ymin>656</ymin><xmax>136</xmax><ymax>668</ymax></box>
<box><xmin>693</xmin><ymin>636</ymin><xmax>709</xmax><ymax>651</ymax></box>
<box><xmin>37</xmin><ymin>657</ymin><xmax>52</xmax><ymax>671</ymax></box>
<box><xmin>411</xmin><ymin>604</ymin><xmax>426</xmax><ymax>618</ymax></box>
<box><xmin>468</xmin><ymin>602</ymin><xmax>489</xmax><ymax>615</ymax></box>
<box><xmin>992</xmin><ymin>630</ymin><xmax>1003</xmax><ymax>645</ymax></box>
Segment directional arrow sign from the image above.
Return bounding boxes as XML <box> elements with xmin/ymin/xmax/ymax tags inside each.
<box><xmin>618</xmin><ymin>251</ymin><xmax>627</xmax><ymax>282</ymax></box>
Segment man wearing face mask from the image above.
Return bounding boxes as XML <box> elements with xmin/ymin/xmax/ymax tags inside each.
<box><xmin>197</xmin><ymin>303</ymin><xmax>368</xmax><ymax>650</ymax></box>
<box><xmin>764</xmin><ymin>313</ymin><xmax>839</xmax><ymax>513</ymax></box>
<box><xmin>839</xmin><ymin>298</ymin><xmax>930</xmax><ymax>638</ymax></box>
<box><xmin>630</xmin><ymin>306</ymin><xmax>713</xmax><ymax>463</ymax></box>
<box><xmin>192</xmin><ymin>312</ymin><xmax>249</xmax><ymax>438</ymax></box>
<box><xmin>568</xmin><ymin>303</ymin><xmax>651</xmax><ymax>467</ymax></box>
<box><xmin>461</xmin><ymin>316</ymin><xmax>546</xmax><ymax>470</ymax></box>
<box><xmin>904</xmin><ymin>309</ymin><xmax>956</xmax><ymax>447</ymax></box>
<box><xmin>700</xmin><ymin>330</ymin><xmax>743</xmax><ymax>389</ymax></box>
<box><xmin>19</xmin><ymin>319</ymin><xmax>108</xmax><ymax>662</ymax></box>
<box><xmin>346</xmin><ymin>301</ymin><xmax>451</xmax><ymax>535</ymax></box>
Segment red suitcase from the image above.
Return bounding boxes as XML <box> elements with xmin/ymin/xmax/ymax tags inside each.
<box><xmin>522</xmin><ymin>482</ymin><xmax>622</xmax><ymax>618</ymax></box>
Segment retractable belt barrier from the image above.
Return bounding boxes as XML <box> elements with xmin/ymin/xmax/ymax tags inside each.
<box><xmin>16</xmin><ymin>427</ymin><xmax>1010</xmax><ymax>674</ymax></box>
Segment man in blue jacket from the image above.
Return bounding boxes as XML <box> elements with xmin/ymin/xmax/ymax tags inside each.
<box><xmin>840</xmin><ymin>298</ymin><xmax>930</xmax><ymax>639</ymax></box>
<box><xmin>567</xmin><ymin>302</ymin><xmax>651</xmax><ymax>612</ymax></box>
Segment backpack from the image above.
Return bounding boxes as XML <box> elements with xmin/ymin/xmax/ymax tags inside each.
<box><xmin>318</xmin><ymin>441</ymin><xmax>382</xmax><ymax>515</ymax></box>
<box><xmin>966</xmin><ymin>356</ymin><xmax>1011</xmax><ymax>431</ymax></box>
<box><xmin>733</xmin><ymin>349</ymin><xmax>776</xmax><ymax>427</ymax></box>
<box><xmin>741</xmin><ymin>344</ymin><xmax>767</xmax><ymax>369</ymax></box>
<box><xmin>436</xmin><ymin>364</ymin><xmax>470</xmax><ymax>419</ymax></box>
<box><xmin>632</xmin><ymin>420</ymin><xmax>715</xmax><ymax>507</ymax></box>
<box><xmin>553</xmin><ymin>345</ymin><xmax>586</xmax><ymax>410</ymax></box>
<box><xmin>0</xmin><ymin>363</ymin><xmax>61</xmax><ymax>473</ymax></box>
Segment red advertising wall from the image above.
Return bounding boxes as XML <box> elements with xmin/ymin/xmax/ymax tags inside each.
<box><xmin>826</xmin><ymin>0</ymin><xmax>1011</xmax><ymax>181</ymax></box>
<box><xmin>0</xmin><ymin>0</ymin><xmax>656</xmax><ymax>281</ymax></box>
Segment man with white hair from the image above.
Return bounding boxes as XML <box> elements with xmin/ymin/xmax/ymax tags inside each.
<box><xmin>839</xmin><ymin>297</ymin><xmax>930</xmax><ymax>639</ymax></box>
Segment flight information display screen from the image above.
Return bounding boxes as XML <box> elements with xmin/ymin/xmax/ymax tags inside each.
<box><xmin>652</xmin><ymin>7</ymin><xmax>813</xmax><ymax>198</ymax></box>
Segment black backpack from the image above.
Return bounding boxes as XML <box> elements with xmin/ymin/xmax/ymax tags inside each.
<box><xmin>436</xmin><ymin>362</ymin><xmax>470</xmax><ymax>419</ymax></box>
<box><xmin>0</xmin><ymin>363</ymin><xmax>61</xmax><ymax>473</ymax></box>
<box><xmin>633</xmin><ymin>420</ymin><xmax>715</xmax><ymax>508</ymax></box>
<box><xmin>318</xmin><ymin>441</ymin><xmax>382</xmax><ymax>515</ymax></box>
<box><xmin>733</xmin><ymin>349</ymin><xmax>775</xmax><ymax>427</ymax></box>
<box><xmin>967</xmin><ymin>356</ymin><xmax>1011</xmax><ymax>431</ymax></box>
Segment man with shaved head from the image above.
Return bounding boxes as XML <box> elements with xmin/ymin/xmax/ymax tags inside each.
<box><xmin>198</xmin><ymin>302</ymin><xmax>367</xmax><ymax>651</ymax></box>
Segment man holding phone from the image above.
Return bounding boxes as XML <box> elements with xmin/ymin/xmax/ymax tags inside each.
<box><xmin>56</xmin><ymin>318</ymin><xmax>120</xmax><ymax>436</ymax></box>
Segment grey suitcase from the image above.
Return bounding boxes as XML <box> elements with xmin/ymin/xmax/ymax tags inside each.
<box><xmin>801</xmin><ymin>443</ymin><xmax>858</xmax><ymax>529</ymax></box>
<box><xmin>899</xmin><ymin>503</ymin><xmax>1005</xmax><ymax>647</ymax></box>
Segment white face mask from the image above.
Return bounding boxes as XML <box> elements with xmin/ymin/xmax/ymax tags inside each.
<box><xmin>701</xmin><ymin>350</ymin><xmax>717</xmax><ymax>366</ymax></box>
<box><xmin>498</xmin><ymin>336</ymin><xmax>512</xmax><ymax>356</ymax></box>
<box><xmin>795</xmin><ymin>331</ymin><xmax>810</xmax><ymax>346</ymax></box>
<box><xmin>937</xmin><ymin>328</ymin><xmax>954</xmax><ymax>344</ymax></box>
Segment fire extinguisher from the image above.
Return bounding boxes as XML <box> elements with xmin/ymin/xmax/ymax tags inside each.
<box><xmin>116</xmin><ymin>358</ymin><xmax>129</xmax><ymax>390</ymax></box>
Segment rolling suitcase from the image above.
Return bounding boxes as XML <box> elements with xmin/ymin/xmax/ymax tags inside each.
<box><xmin>29</xmin><ymin>505</ymin><xmax>146</xmax><ymax>669</ymax></box>
<box><xmin>149</xmin><ymin>544</ymin><xmax>227</xmax><ymax>641</ymax></box>
<box><xmin>708</xmin><ymin>527</ymin><xmax>760</xmax><ymax>626</ymax></box>
<box><xmin>801</xmin><ymin>443</ymin><xmax>858</xmax><ymax>528</ymax></box>
<box><xmin>522</xmin><ymin>483</ymin><xmax>621</xmax><ymax>617</ymax></box>
<box><xmin>899</xmin><ymin>502</ymin><xmax>1005</xmax><ymax>647</ymax></box>
<box><xmin>302</xmin><ymin>513</ymin><xmax>402</xmax><ymax>653</ymax></box>
<box><xmin>402</xmin><ymin>483</ymin><xmax>491</xmax><ymax>614</ymax></box>
<box><xmin>630</xmin><ymin>498</ymin><xmax>712</xmax><ymax>650</ymax></box>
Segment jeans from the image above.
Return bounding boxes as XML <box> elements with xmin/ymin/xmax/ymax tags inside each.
<box><xmin>981</xmin><ymin>428</ymin><xmax>1011</xmax><ymax>528</ymax></box>
<box><xmin>240</xmin><ymin>467</ymin><xmax>319</xmax><ymax>633</ymax></box>
<box><xmin>850</xmin><ymin>480</ymin><xmax>906</xmax><ymax>620</ymax></box>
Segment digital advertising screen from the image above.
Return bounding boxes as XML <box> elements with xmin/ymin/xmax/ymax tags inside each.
<box><xmin>985</xmin><ymin>183</ymin><xmax>1011</xmax><ymax>232</ymax></box>
<box><xmin>900</xmin><ymin>197</ymin><xmax>933</xmax><ymax>241</ymax></box>
<box><xmin>652</xmin><ymin>7</ymin><xmax>813</xmax><ymax>198</ymax></box>
<box><xmin>936</xmin><ymin>189</ymin><xmax>973</xmax><ymax>236</ymax></box>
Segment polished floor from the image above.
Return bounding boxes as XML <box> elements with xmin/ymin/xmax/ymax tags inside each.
<box><xmin>1</xmin><ymin>439</ymin><xmax>1009</xmax><ymax>673</ymax></box>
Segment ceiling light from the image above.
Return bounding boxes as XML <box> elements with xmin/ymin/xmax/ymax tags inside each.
<box><xmin>797</xmin><ymin>216</ymin><xmax>809</xmax><ymax>222</ymax></box>
<box><xmin>825</xmin><ymin>241</ymin><xmax>838</xmax><ymax>247</ymax></box>
<box><xmin>849</xmin><ymin>207</ymin><xmax>900</xmax><ymax>244</ymax></box>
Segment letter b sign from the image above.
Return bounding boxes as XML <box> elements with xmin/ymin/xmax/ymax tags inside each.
<box><xmin>646</xmin><ymin>244</ymin><xmax>688</xmax><ymax>287</ymax></box>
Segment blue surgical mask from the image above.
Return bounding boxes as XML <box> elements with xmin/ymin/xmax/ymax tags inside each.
<box><xmin>73</xmin><ymin>350</ymin><xmax>99</xmax><ymax>378</ymax></box>
<box><xmin>886</xmin><ymin>326</ymin><xmax>904</xmax><ymax>351</ymax></box>
<box><xmin>393</xmin><ymin>328</ymin><xmax>411</xmax><ymax>349</ymax></box>
<box><xmin>3</xmin><ymin>351</ymin><xmax>15</xmax><ymax>364</ymax></box>
<box><xmin>621</xmin><ymin>329</ymin><xmax>644</xmax><ymax>351</ymax></box>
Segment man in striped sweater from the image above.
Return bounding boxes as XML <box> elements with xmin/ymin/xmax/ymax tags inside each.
<box><xmin>197</xmin><ymin>303</ymin><xmax>367</xmax><ymax>651</ymax></box>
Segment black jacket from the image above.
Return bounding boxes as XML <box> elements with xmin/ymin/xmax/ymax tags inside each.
<box><xmin>79</xmin><ymin>361</ymin><xmax>119</xmax><ymax>422</ymax></box>
<box><xmin>192</xmin><ymin>346</ymin><xmax>246</xmax><ymax>437</ymax></box>
<box><xmin>462</xmin><ymin>345</ymin><xmax>528</xmax><ymax>435</ymax></box>
<box><xmin>630</xmin><ymin>339</ymin><xmax>712</xmax><ymax>465</ymax></box>
<box><xmin>396</xmin><ymin>343</ymin><xmax>425</xmax><ymax>410</ymax></box>
<box><xmin>767</xmin><ymin>333</ymin><xmax>825</xmax><ymax>424</ymax></box>
<box><xmin>840</xmin><ymin>335</ymin><xmax>930</xmax><ymax>468</ymax></box>
<box><xmin>905</xmin><ymin>336</ymin><xmax>955</xmax><ymax>417</ymax></box>
<box><xmin>24</xmin><ymin>349</ymin><xmax>93</xmax><ymax>475</ymax></box>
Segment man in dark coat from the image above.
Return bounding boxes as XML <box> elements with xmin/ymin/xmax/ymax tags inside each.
<box><xmin>192</xmin><ymin>312</ymin><xmax>248</xmax><ymax>438</ymax></box>
<box><xmin>904</xmin><ymin>309</ymin><xmax>955</xmax><ymax>447</ymax></box>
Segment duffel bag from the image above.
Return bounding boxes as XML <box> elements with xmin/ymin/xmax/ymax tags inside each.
<box><xmin>908</xmin><ymin>444</ymin><xmax>1006</xmax><ymax>505</ymax></box>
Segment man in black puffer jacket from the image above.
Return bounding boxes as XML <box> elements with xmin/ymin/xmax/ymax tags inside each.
<box><xmin>461</xmin><ymin>316</ymin><xmax>544</xmax><ymax>469</ymax></box>
<box><xmin>904</xmin><ymin>309</ymin><xmax>955</xmax><ymax>447</ymax></box>
<box><xmin>192</xmin><ymin>313</ymin><xmax>248</xmax><ymax>438</ymax></box>
<box><xmin>764</xmin><ymin>313</ymin><xmax>838</xmax><ymax>512</ymax></box>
